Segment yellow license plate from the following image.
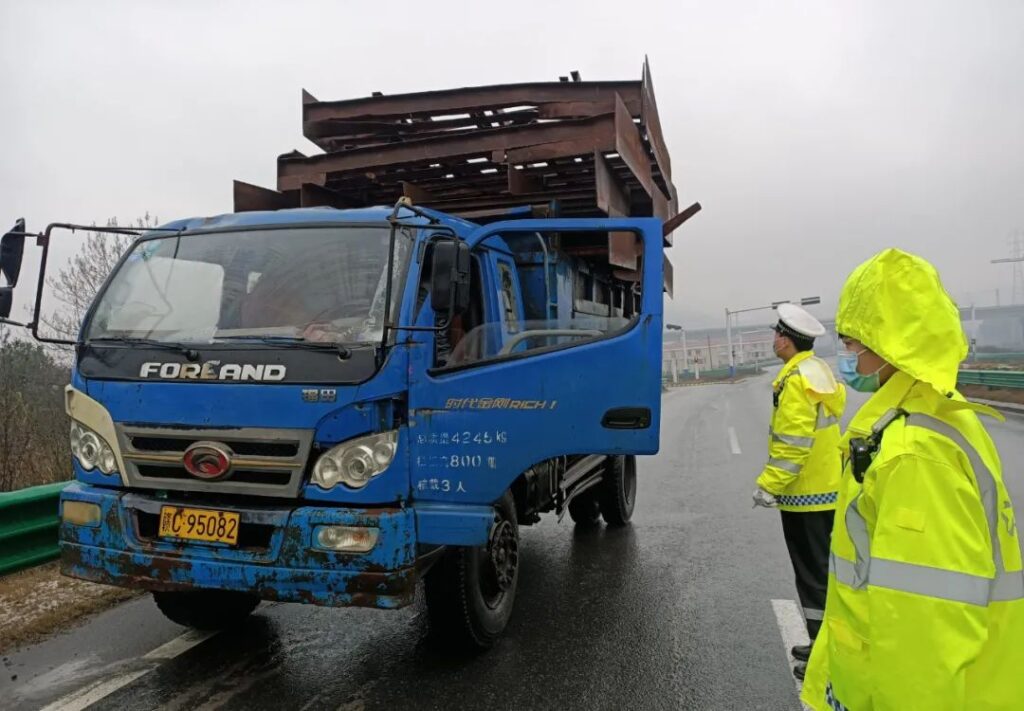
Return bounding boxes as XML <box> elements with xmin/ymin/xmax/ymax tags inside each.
<box><xmin>158</xmin><ymin>506</ymin><xmax>240</xmax><ymax>545</ymax></box>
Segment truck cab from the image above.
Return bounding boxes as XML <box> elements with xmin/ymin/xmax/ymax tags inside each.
<box><xmin>0</xmin><ymin>205</ymin><xmax>666</xmax><ymax>646</ymax></box>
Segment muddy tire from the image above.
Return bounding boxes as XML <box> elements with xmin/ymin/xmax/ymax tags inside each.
<box><xmin>152</xmin><ymin>590</ymin><xmax>260</xmax><ymax>630</ymax></box>
<box><xmin>424</xmin><ymin>491</ymin><xmax>519</xmax><ymax>650</ymax></box>
<box><xmin>599</xmin><ymin>455</ymin><xmax>637</xmax><ymax>526</ymax></box>
<box><xmin>568</xmin><ymin>491</ymin><xmax>602</xmax><ymax>526</ymax></box>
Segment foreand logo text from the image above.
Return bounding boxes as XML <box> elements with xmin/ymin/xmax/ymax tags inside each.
<box><xmin>139</xmin><ymin>361</ymin><xmax>287</xmax><ymax>381</ymax></box>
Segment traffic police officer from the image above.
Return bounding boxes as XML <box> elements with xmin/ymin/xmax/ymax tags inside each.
<box><xmin>802</xmin><ymin>249</ymin><xmax>1024</xmax><ymax>710</ymax></box>
<box><xmin>753</xmin><ymin>303</ymin><xmax>846</xmax><ymax>678</ymax></box>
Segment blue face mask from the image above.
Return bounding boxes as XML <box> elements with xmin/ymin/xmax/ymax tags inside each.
<box><xmin>837</xmin><ymin>348</ymin><xmax>882</xmax><ymax>392</ymax></box>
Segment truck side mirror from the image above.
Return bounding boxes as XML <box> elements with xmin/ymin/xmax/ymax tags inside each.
<box><xmin>429</xmin><ymin>239</ymin><xmax>471</xmax><ymax>320</ymax></box>
<box><xmin>0</xmin><ymin>219</ymin><xmax>26</xmax><ymax>319</ymax></box>
<box><xmin>1</xmin><ymin>219</ymin><xmax>26</xmax><ymax>288</ymax></box>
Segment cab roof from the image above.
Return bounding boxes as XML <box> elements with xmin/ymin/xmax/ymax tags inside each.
<box><xmin>155</xmin><ymin>205</ymin><xmax>479</xmax><ymax>236</ymax></box>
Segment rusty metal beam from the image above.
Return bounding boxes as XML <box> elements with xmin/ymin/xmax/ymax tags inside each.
<box><xmin>662</xmin><ymin>201</ymin><xmax>702</xmax><ymax>238</ymax></box>
<box><xmin>641</xmin><ymin>58</ymin><xmax>672</xmax><ymax>181</ymax></box>
<box><xmin>303</xmin><ymin>82</ymin><xmax>643</xmax><ymax>123</ymax></box>
<box><xmin>609</xmin><ymin>233</ymin><xmax>638</xmax><ymax>270</ymax></box>
<box><xmin>233</xmin><ymin>181</ymin><xmax>296</xmax><ymax>212</ymax></box>
<box><xmin>594</xmin><ymin>151</ymin><xmax>630</xmax><ymax>217</ymax></box>
<box><xmin>507</xmin><ymin>167</ymin><xmax>544</xmax><ymax>195</ymax></box>
<box><xmin>595</xmin><ymin>150</ymin><xmax>638</xmax><ymax>269</ymax></box>
<box><xmin>454</xmin><ymin>205</ymin><xmax>551</xmax><ymax>220</ymax></box>
<box><xmin>561</xmin><ymin>245</ymin><xmax>611</xmax><ymax>257</ymax></box>
<box><xmin>652</xmin><ymin>185</ymin><xmax>671</xmax><ymax>246</ymax></box>
<box><xmin>278</xmin><ymin>114</ymin><xmax>617</xmax><ymax>190</ymax></box>
<box><xmin>536</xmin><ymin>98</ymin><xmax>639</xmax><ymax>119</ymax></box>
<box><xmin>305</xmin><ymin>112</ymin><xmax>539</xmax><ymax>144</ymax></box>
<box><xmin>422</xmin><ymin>189</ymin><xmax>597</xmax><ymax>213</ymax></box>
<box><xmin>613</xmin><ymin>92</ymin><xmax>654</xmax><ymax>201</ymax></box>
<box><xmin>498</xmin><ymin>134</ymin><xmax>613</xmax><ymax>165</ymax></box>
<box><xmin>401</xmin><ymin>181</ymin><xmax>436</xmax><ymax>203</ymax></box>
<box><xmin>299</xmin><ymin>183</ymin><xmax>357</xmax><ymax>208</ymax></box>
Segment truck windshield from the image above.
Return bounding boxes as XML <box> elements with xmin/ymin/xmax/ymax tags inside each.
<box><xmin>85</xmin><ymin>225</ymin><xmax>414</xmax><ymax>345</ymax></box>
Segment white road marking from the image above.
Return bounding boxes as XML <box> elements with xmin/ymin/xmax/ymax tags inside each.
<box><xmin>38</xmin><ymin>670</ymin><xmax>151</xmax><ymax>711</ymax></box>
<box><xmin>728</xmin><ymin>426</ymin><xmax>742</xmax><ymax>455</ymax></box>
<box><xmin>38</xmin><ymin>628</ymin><xmax>219</xmax><ymax>711</ymax></box>
<box><xmin>771</xmin><ymin>598</ymin><xmax>812</xmax><ymax>709</ymax></box>
<box><xmin>142</xmin><ymin>628</ymin><xmax>217</xmax><ymax>660</ymax></box>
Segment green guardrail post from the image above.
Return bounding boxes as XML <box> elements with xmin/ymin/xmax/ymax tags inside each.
<box><xmin>0</xmin><ymin>481</ymin><xmax>70</xmax><ymax>576</ymax></box>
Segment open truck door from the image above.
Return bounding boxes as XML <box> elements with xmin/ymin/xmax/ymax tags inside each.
<box><xmin>407</xmin><ymin>217</ymin><xmax>664</xmax><ymax>507</ymax></box>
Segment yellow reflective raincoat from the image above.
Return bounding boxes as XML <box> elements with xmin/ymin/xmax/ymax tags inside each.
<box><xmin>756</xmin><ymin>350</ymin><xmax>846</xmax><ymax>512</ymax></box>
<box><xmin>802</xmin><ymin>249</ymin><xmax>1024</xmax><ymax>711</ymax></box>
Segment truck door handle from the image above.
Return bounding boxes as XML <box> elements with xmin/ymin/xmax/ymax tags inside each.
<box><xmin>601</xmin><ymin>407</ymin><xmax>652</xmax><ymax>430</ymax></box>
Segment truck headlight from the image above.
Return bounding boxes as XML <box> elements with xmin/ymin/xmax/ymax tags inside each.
<box><xmin>312</xmin><ymin>431</ymin><xmax>397</xmax><ymax>490</ymax></box>
<box><xmin>71</xmin><ymin>422</ymin><xmax>118</xmax><ymax>475</ymax></box>
<box><xmin>314</xmin><ymin>525</ymin><xmax>379</xmax><ymax>552</ymax></box>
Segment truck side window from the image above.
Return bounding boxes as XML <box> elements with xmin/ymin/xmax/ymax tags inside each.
<box><xmin>441</xmin><ymin>230</ymin><xmax>641</xmax><ymax>370</ymax></box>
<box><xmin>436</xmin><ymin>256</ymin><xmax>484</xmax><ymax>367</ymax></box>
<box><xmin>498</xmin><ymin>263</ymin><xmax>520</xmax><ymax>334</ymax></box>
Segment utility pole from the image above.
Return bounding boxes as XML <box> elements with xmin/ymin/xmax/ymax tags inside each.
<box><xmin>991</xmin><ymin>230</ymin><xmax>1024</xmax><ymax>304</ymax></box>
<box><xmin>724</xmin><ymin>308</ymin><xmax>733</xmax><ymax>376</ymax></box>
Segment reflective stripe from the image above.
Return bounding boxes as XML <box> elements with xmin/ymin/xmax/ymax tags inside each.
<box><xmin>992</xmin><ymin>568</ymin><xmax>1024</xmax><ymax>602</ymax></box>
<box><xmin>816</xmin><ymin>404</ymin><xmax>839</xmax><ymax>429</ymax></box>
<box><xmin>803</xmin><ymin>607</ymin><xmax>824</xmax><ymax>621</ymax></box>
<box><xmin>771</xmin><ymin>431</ymin><xmax>816</xmax><ymax>448</ymax></box>
<box><xmin>844</xmin><ymin>491</ymin><xmax>871</xmax><ymax>588</ymax></box>
<box><xmin>833</xmin><ymin>552</ymin><xmax>991</xmax><ymax>606</ymax></box>
<box><xmin>832</xmin><ymin>412</ymin><xmax>1024</xmax><ymax>605</ymax></box>
<box><xmin>870</xmin><ymin>558</ymin><xmax>990</xmax><ymax>606</ymax></box>
<box><xmin>767</xmin><ymin>457</ymin><xmax>803</xmax><ymax>474</ymax></box>
<box><xmin>777</xmin><ymin>492</ymin><xmax>837</xmax><ymax>508</ymax></box>
<box><xmin>905</xmin><ymin>413</ymin><xmax>1023</xmax><ymax>602</ymax></box>
<box><xmin>826</xmin><ymin>682</ymin><xmax>850</xmax><ymax>711</ymax></box>
<box><xmin>830</xmin><ymin>552</ymin><xmax>858</xmax><ymax>587</ymax></box>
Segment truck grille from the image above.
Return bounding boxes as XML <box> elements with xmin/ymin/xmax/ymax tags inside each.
<box><xmin>115</xmin><ymin>425</ymin><xmax>314</xmax><ymax>498</ymax></box>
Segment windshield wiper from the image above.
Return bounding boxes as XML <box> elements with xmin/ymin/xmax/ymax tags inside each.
<box><xmin>86</xmin><ymin>337</ymin><xmax>201</xmax><ymax>361</ymax></box>
<box><xmin>213</xmin><ymin>335</ymin><xmax>355</xmax><ymax>360</ymax></box>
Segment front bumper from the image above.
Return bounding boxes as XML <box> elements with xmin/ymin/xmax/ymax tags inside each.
<box><xmin>59</xmin><ymin>483</ymin><xmax>417</xmax><ymax>609</ymax></box>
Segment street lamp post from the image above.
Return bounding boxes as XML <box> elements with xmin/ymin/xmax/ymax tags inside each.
<box><xmin>665</xmin><ymin>323</ymin><xmax>686</xmax><ymax>383</ymax></box>
<box><xmin>725</xmin><ymin>297</ymin><xmax>820</xmax><ymax>377</ymax></box>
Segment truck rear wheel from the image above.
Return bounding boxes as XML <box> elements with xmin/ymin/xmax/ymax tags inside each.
<box><xmin>152</xmin><ymin>590</ymin><xmax>260</xmax><ymax>630</ymax></box>
<box><xmin>599</xmin><ymin>455</ymin><xmax>637</xmax><ymax>526</ymax></box>
<box><xmin>568</xmin><ymin>491</ymin><xmax>601</xmax><ymax>525</ymax></box>
<box><xmin>424</xmin><ymin>491</ymin><xmax>519</xmax><ymax>650</ymax></box>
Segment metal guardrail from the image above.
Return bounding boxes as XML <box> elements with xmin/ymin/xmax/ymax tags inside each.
<box><xmin>957</xmin><ymin>370</ymin><xmax>1024</xmax><ymax>389</ymax></box>
<box><xmin>0</xmin><ymin>481</ymin><xmax>69</xmax><ymax>576</ymax></box>
<box><xmin>970</xmin><ymin>352</ymin><xmax>1024</xmax><ymax>362</ymax></box>
<box><xmin>663</xmin><ymin>363</ymin><xmax>763</xmax><ymax>385</ymax></box>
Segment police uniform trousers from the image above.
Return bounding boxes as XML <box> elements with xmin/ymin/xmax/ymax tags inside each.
<box><xmin>780</xmin><ymin>509</ymin><xmax>834</xmax><ymax>639</ymax></box>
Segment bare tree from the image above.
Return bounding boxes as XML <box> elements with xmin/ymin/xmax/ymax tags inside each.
<box><xmin>0</xmin><ymin>329</ymin><xmax>69</xmax><ymax>491</ymax></box>
<box><xmin>43</xmin><ymin>213</ymin><xmax>157</xmax><ymax>343</ymax></box>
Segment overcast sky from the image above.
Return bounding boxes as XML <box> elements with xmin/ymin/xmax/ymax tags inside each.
<box><xmin>2</xmin><ymin>0</ymin><xmax>1023</xmax><ymax>330</ymax></box>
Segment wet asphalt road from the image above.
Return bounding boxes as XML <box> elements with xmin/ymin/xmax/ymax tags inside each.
<box><xmin>4</xmin><ymin>374</ymin><xmax>1023</xmax><ymax>711</ymax></box>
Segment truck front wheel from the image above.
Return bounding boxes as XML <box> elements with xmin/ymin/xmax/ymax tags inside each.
<box><xmin>599</xmin><ymin>455</ymin><xmax>637</xmax><ymax>526</ymax></box>
<box><xmin>567</xmin><ymin>491</ymin><xmax>601</xmax><ymax>525</ymax></box>
<box><xmin>424</xmin><ymin>491</ymin><xmax>519</xmax><ymax>649</ymax></box>
<box><xmin>152</xmin><ymin>590</ymin><xmax>260</xmax><ymax>630</ymax></box>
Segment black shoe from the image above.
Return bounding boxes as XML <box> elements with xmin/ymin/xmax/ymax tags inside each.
<box><xmin>791</xmin><ymin>644</ymin><xmax>811</xmax><ymax>662</ymax></box>
<box><xmin>793</xmin><ymin>663</ymin><xmax>806</xmax><ymax>681</ymax></box>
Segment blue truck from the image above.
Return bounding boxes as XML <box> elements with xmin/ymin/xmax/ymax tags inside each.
<box><xmin>0</xmin><ymin>68</ymin><xmax>697</xmax><ymax>647</ymax></box>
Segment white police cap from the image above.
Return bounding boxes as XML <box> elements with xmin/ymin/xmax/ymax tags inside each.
<box><xmin>776</xmin><ymin>302</ymin><xmax>826</xmax><ymax>339</ymax></box>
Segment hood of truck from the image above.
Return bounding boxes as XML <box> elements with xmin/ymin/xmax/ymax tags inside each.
<box><xmin>69</xmin><ymin>352</ymin><xmax>411</xmax><ymax>504</ymax></box>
